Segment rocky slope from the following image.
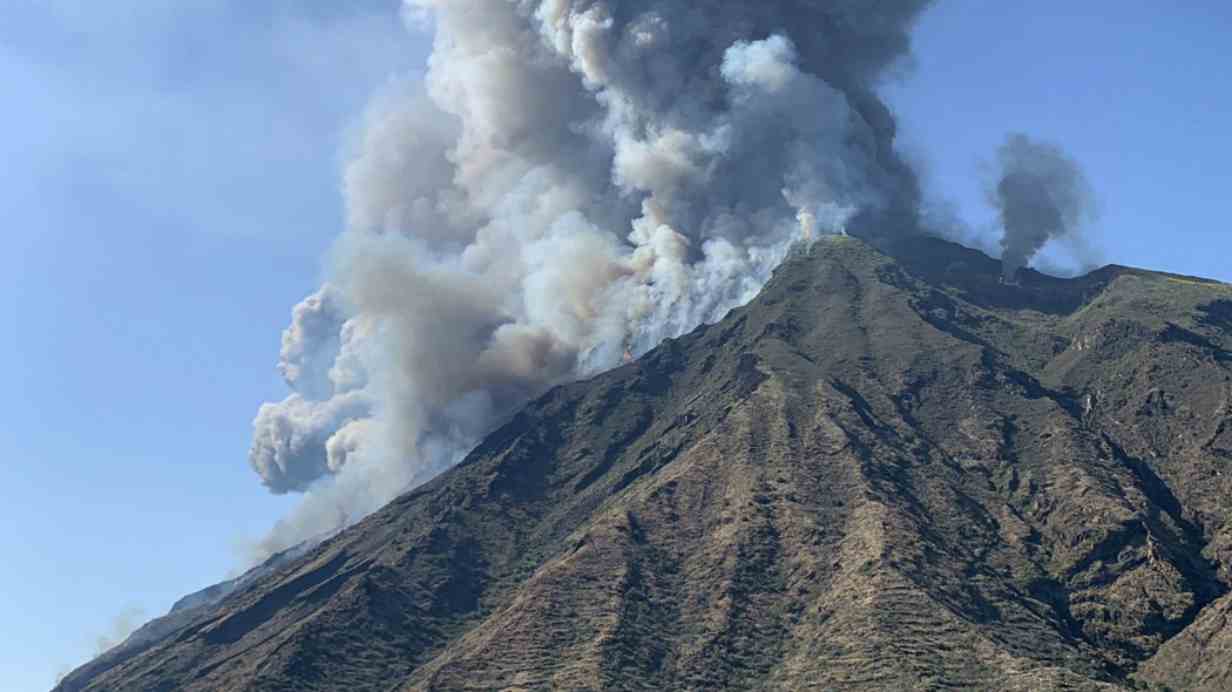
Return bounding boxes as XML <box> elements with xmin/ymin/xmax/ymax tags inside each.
<box><xmin>57</xmin><ymin>236</ymin><xmax>1232</xmax><ymax>691</ymax></box>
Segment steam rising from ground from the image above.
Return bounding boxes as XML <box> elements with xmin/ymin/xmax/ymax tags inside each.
<box><xmin>248</xmin><ymin>0</ymin><xmax>935</xmax><ymax>558</ymax></box>
<box><xmin>93</xmin><ymin>606</ymin><xmax>146</xmax><ymax>656</ymax></box>
<box><xmin>993</xmin><ymin>133</ymin><xmax>1097</xmax><ymax>279</ymax></box>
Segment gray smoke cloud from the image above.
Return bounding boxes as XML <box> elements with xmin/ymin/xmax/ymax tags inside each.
<box><xmin>993</xmin><ymin>133</ymin><xmax>1096</xmax><ymax>279</ymax></box>
<box><xmin>247</xmin><ymin>0</ymin><xmax>934</xmax><ymax>559</ymax></box>
<box><xmin>250</xmin><ymin>284</ymin><xmax>374</xmax><ymax>494</ymax></box>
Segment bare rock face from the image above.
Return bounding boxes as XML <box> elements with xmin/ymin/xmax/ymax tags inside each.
<box><xmin>57</xmin><ymin>237</ymin><xmax>1232</xmax><ymax>691</ymax></box>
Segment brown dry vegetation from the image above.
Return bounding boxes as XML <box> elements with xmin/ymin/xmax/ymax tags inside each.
<box><xmin>58</xmin><ymin>236</ymin><xmax>1232</xmax><ymax>691</ymax></box>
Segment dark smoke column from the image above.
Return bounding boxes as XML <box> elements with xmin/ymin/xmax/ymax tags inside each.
<box><xmin>993</xmin><ymin>133</ymin><xmax>1095</xmax><ymax>280</ymax></box>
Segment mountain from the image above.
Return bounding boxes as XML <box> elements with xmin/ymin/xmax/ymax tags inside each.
<box><xmin>55</xmin><ymin>538</ymin><xmax>326</xmax><ymax>692</ymax></box>
<box><xmin>56</xmin><ymin>236</ymin><xmax>1232</xmax><ymax>691</ymax></box>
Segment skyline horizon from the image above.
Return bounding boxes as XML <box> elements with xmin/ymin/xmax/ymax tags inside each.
<box><xmin>4</xmin><ymin>2</ymin><xmax>1229</xmax><ymax>689</ymax></box>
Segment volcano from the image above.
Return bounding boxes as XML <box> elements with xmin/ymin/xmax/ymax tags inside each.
<box><xmin>57</xmin><ymin>236</ymin><xmax>1232</xmax><ymax>691</ymax></box>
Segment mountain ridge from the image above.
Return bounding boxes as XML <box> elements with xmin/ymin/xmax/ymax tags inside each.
<box><xmin>58</xmin><ymin>236</ymin><xmax>1232</xmax><ymax>691</ymax></box>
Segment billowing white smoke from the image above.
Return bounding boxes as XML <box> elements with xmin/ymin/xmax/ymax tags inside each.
<box><xmin>249</xmin><ymin>0</ymin><xmax>931</xmax><ymax>558</ymax></box>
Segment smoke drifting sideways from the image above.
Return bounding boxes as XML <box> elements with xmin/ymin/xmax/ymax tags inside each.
<box><xmin>246</xmin><ymin>0</ymin><xmax>936</xmax><ymax>560</ymax></box>
<box><xmin>993</xmin><ymin>133</ymin><xmax>1097</xmax><ymax>280</ymax></box>
<box><xmin>93</xmin><ymin>607</ymin><xmax>146</xmax><ymax>656</ymax></box>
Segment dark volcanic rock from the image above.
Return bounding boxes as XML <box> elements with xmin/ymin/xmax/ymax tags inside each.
<box><xmin>57</xmin><ymin>237</ymin><xmax>1232</xmax><ymax>691</ymax></box>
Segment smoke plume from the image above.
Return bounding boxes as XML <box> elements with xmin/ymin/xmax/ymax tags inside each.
<box><xmin>93</xmin><ymin>606</ymin><xmax>146</xmax><ymax>656</ymax></box>
<box><xmin>248</xmin><ymin>0</ymin><xmax>934</xmax><ymax>558</ymax></box>
<box><xmin>993</xmin><ymin>133</ymin><xmax>1096</xmax><ymax>279</ymax></box>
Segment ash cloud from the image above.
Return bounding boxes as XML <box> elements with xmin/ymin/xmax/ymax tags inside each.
<box><xmin>250</xmin><ymin>284</ymin><xmax>374</xmax><ymax>494</ymax></box>
<box><xmin>993</xmin><ymin>133</ymin><xmax>1097</xmax><ymax>279</ymax></box>
<box><xmin>247</xmin><ymin>0</ymin><xmax>935</xmax><ymax>558</ymax></box>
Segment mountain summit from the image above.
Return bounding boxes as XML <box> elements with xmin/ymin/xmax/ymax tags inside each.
<box><xmin>58</xmin><ymin>237</ymin><xmax>1232</xmax><ymax>691</ymax></box>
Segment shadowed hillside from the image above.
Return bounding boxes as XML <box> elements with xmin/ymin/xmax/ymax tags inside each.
<box><xmin>58</xmin><ymin>236</ymin><xmax>1232</xmax><ymax>691</ymax></box>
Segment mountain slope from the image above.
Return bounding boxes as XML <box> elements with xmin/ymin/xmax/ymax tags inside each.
<box><xmin>58</xmin><ymin>236</ymin><xmax>1232</xmax><ymax>691</ymax></box>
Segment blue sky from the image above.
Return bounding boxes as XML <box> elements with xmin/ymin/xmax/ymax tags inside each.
<box><xmin>0</xmin><ymin>1</ymin><xmax>428</xmax><ymax>687</ymax></box>
<box><xmin>885</xmin><ymin>2</ymin><xmax>1232</xmax><ymax>278</ymax></box>
<box><xmin>1</xmin><ymin>2</ymin><xmax>1229</xmax><ymax>689</ymax></box>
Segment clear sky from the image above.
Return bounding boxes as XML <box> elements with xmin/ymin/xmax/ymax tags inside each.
<box><xmin>1</xmin><ymin>2</ymin><xmax>1229</xmax><ymax>690</ymax></box>
<box><xmin>885</xmin><ymin>2</ymin><xmax>1232</xmax><ymax>279</ymax></box>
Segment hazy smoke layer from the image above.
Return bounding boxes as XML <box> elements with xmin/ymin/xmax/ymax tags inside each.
<box><xmin>248</xmin><ymin>0</ymin><xmax>933</xmax><ymax>558</ymax></box>
<box><xmin>93</xmin><ymin>606</ymin><xmax>146</xmax><ymax>656</ymax></box>
<box><xmin>994</xmin><ymin>133</ymin><xmax>1096</xmax><ymax>279</ymax></box>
